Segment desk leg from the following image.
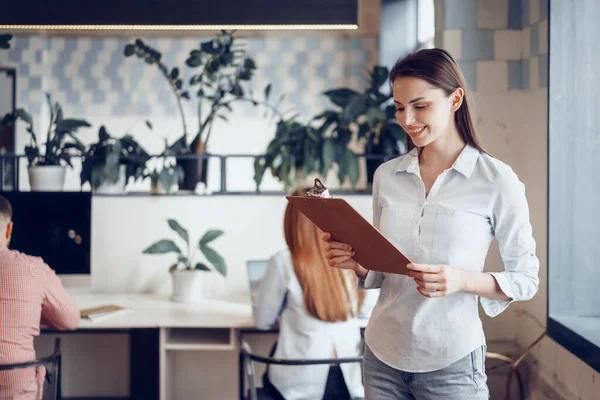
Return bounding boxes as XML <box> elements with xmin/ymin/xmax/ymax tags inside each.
<box><xmin>239</xmin><ymin>351</ymin><xmax>245</xmax><ymax>400</ymax></box>
<box><xmin>130</xmin><ymin>328</ymin><xmax>160</xmax><ymax>400</ymax></box>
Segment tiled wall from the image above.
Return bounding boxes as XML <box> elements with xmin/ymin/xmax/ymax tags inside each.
<box><xmin>0</xmin><ymin>35</ymin><xmax>377</xmax><ymax>120</ymax></box>
<box><xmin>435</xmin><ymin>0</ymin><xmax>548</xmax><ymax>92</ymax></box>
<box><xmin>521</xmin><ymin>0</ymin><xmax>549</xmax><ymax>90</ymax></box>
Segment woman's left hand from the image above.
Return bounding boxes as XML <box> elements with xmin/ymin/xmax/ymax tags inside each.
<box><xmin>406</xmin><ymin>263</ymin><xmax>467</xmax><ymax>298</ymax></box>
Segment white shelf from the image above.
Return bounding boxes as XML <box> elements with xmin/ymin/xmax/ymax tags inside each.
<box><xmin>163</xmin><ymin>328</ymin><xmax>234</xmax><ymax>351</ymax></box>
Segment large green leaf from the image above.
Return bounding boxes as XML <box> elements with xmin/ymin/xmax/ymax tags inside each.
<box><xmin>366</xmin><ymin>107</ymin><xmax>386</xmax><ymax>128</ymax></box>
<box><xmin>98</xmin><ymin>126</ymin><xmax>111</xmax><ymax>142</ymax></box>
<box><xmin>14</xmin><ymin>108</ymin><xmax>33</xmax><ymax>126</ymax></box>
<box><xmin>124</xmin><ymin>44</ymin><xmax>135</xmax><ymax>57</ymax></box>
<box><xmin>199</xmin><ymin>229</ymin><xmax>223</xmax><ymax>245</ymax></box>
<box><xmin>346</xmin><ymin>149</ymin><xmax>359</xmax><ymax>187</ymax></box>
<box><xmin>195</xmin><ymin>263</ymin><xmax>210</xmax><ymax>271</ymax></box>
<box><xmin>142</xmin><ymin>239</ymin><xmax>182</xmax><ymax>254</ymax></box>
<box><xmin>230</xmin><ymin>83</ymin><xmax>244</xmax><ymax>97</ymax></box>
<box><xmin>253</xmin><ymin>157</ymin><xmax>267</xmax><ymax>189</ymax></box>
<box><xmin>244</xmin><ymin>57</ymin><xmax>256</xmax><ymax>70</ymax></box>
<box><xmin>200</xmin><ymin>244</ymin><xmax>227</xmax><ymax>277</ymax></box>
<box><xmin>336</xmin><ymin>128</ymin><xmax>353</xmax><ymax>147</ymax></box>
<box><xmin>323</xmin><ymin>88</ymin><xmax>361</xmax><ymax>108</ymax></box>
<box><xmin>186</xmin><ymin>56</ymin><xmax>203</xmax><ymax>67</ymax></box>
<box><xmin>168</xmin><ymin>135</ymin><xmax>187</xmax><ymax>153</ymax></box>
<box><xmin>160</xmin><ymin>168</ymin><xmax>178</xmax><ymax>193</ymax></box>
<box><xmin>55</xmin><ymin>119</ymin><xmax>91</xmax><ymax>133</ymax></box>
<box><xmin>341</xmin><ymin>95</ymin><xmax>366</xmax><ymax>126</ymax></box>
<box><xmin>337</xmin><ymin>151</ymin><xmax>347</xmax><ymax>184</ymax></box>
<box><xmin>321</xmin><ymin>139</ymin><xmax>336</xmax><ymax>177</ymax></box>
<box><xmin>168</xmin><ymin>219</ymin><xmax>189</xmax><ymax>243</ymax></box>
<box><xmin>370</xmin><ymin>66</ymin><xmax>389</xmax><ymax>89</ymax></box>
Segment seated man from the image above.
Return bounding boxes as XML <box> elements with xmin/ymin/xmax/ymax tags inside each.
<box><xmin>0</xmin><ymin>195</ymin><xmax>80</xmax><ymax>399</ymax></box>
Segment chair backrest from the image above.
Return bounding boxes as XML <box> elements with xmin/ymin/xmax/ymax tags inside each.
<box><xmin>0</xmin><ymin>338</ymin><xmax>61</xmax><ymax>400</ymax></box>
<box><xmin>238</xmin><ymin>336</ymin><xmax>362</xmax><ymax>400</ymax></box>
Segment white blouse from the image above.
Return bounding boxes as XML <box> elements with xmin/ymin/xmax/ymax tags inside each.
<box><xmin>362</xmin><ymin>144</ymin><xmax>540</xmax><ymax>372</ymax></box>
<box><xmin>253</xmin><ymin>249</ymin><xmax>379</xmax><ymax>400</ymax></box>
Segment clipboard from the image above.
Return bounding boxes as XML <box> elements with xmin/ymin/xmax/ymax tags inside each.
<box><xmin>286</xmin><ymin>196</ymin><xmax>411</xmax><ymax>275</ymax></box>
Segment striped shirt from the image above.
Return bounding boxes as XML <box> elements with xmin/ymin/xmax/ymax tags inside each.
<box><xmin>0</xmin><ymin>245</ymin><xmax>80</xmax><ymax>400</ymax></box>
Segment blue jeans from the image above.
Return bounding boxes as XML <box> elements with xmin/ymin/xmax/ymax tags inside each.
<box><xmin>363</xmin><ymin>344</ymin><xmax>489</xmax><ymax>400</ymax></box>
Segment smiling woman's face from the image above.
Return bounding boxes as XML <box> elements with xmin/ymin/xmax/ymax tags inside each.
<box><xmin>393</xmin><ymin>76</ymin><xmax>461</xmax><ymax>148</ymax></box>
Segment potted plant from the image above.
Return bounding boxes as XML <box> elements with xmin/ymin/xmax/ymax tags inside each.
<box><xmin>80</xmin><ymin>125</ymin><xmax>150</xmax><ymax>193</ymax></box>
<box><xmin>253</xmin><ymin>66</ymin><xmax>407</xmax><ymax>192</ymax></box>
<box><xmin>123</xmin><ymin>31</ymin><xmax>281</xmax><ymax>191</ymax></box>
<box><xmin>13</xmin><ymin>94</ymin><xmax>90</xmax><ymax>191</ymax></box>
<box><xmin>320</xmin><ymin>66</ymin><xmax>407</xmax><ymax>185</ymax></box>
<box><xmin>142</xmin><ymin>219</ymin><xmax>226</xmax><ymax>303</ymax></box>
<box><xmin>147</xmin><ymin>136</ymin><xmax>185</xmax><ymax>194</ymax></box>
<box><xmin>253</xmin><ymin>115</ymin><xmax>360</xmax><ymax>191</ymax></box>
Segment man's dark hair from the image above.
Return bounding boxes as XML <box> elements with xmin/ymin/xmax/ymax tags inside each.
<box><xmin>0</xmin><ymin>195</ymin><xmax>12</xmax><ymax>222</ymax></box>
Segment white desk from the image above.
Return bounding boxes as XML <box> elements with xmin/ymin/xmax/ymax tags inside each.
<box><xmin>49</xmin><ymin>292</ymin><xmax>368</xmax><ymax>400</ymax></box>
<box><xmin>74</xmin><ymin>292</ymin><xmax>255</xmax><ymax>329</ymax></box>
<box><xmin>61</xmin><ymin>292</ymin><xmax>254</xmax><ymax>400</ymax></box>
<box><xmin>72</xmin><ymin>292</ymin><xmax>368</xmax><ymax>329</ymax></box>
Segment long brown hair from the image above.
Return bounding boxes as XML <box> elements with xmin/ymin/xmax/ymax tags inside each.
<box><xmin>389</xmin><ymin>48</ymin><xmax>487</xmax><ymax>153</ymax></box>
<box><xmin>284</xmin><ymin>190</ymin><xmax>365</xmax><ymax>322</ymax></box>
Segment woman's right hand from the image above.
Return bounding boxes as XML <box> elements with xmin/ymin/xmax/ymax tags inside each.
<box><xmin>322</xmin><ymin>232</ymin><xmax>358</xmax><ymax>271</ymax></box>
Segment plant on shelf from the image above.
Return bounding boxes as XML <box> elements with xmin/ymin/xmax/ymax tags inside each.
<box><xmin>147</xmin><ymin>136</ymin><xmax>186</xmax><ymax>194</ymax></box>
<box><xmin>13</xmin><ymin>94</ymin><xmax>91</xmax><ymax>191</ymax></box>
<box><xmin>319</xmin><ymin>65</ymin><xmax>407</xmax><ymax>184</ymax></box>
<box><xmin>80</xmin><ymin>125</ymin><xmax>150</xmax><ymax>193</ymax></box>
<box><xmin>253</xmin><ymin>66</ymin><xmax>406</xmax><ymax>191</ymax></box>
<box><xmin>142</xmin><ymin>219</ymin><xmax>227</xmax><ymax>303</ymax></box>
<box><xmin>253</xmin><ymin>114</ymin><xmax>360</xmax><ymax>191</ymax></box>
<box><xmin>123</xmin><ymin>30</ymin><xmax>282</xmax><ymax>191</ymax></box>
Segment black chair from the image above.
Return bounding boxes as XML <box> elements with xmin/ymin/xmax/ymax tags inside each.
<box><xmin>0</xmin><ymin>338</ymin><xmax>62</xmax><ymax>400</ymax></box>
<box><xmin>239</xmin><ymin>336</ymin><xmax>363</xmax><ymax>400</ymax></box>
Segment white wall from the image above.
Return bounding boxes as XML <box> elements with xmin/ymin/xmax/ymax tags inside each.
<box><xmin>90</xmin><ymin>195</ymin><xmax>374</xmax><ymax>298</ymax></box>
<box><xmin>435</xmin><ymin>0</ymin><xmax>600</xmax><ymax>398</ymax></box>
<box><xmin>514</xmin><ymin>91</ymin><xmax>600</xmax><ymax>400</ymax></box>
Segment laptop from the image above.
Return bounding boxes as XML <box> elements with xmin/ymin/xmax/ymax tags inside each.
<box><xmin>246</xmin><ymin>259</ymin><xmax>269</xmax><ymax>305</ymax></box>
<box><xmin>246</xmin><ymin>259</ymin><xmax>288</xmax><ymax>324</ymax></box>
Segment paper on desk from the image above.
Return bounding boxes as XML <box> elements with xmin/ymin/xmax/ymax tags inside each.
<box><xmin>80</xmin><ymin>304</ymin><xmax>131</xmax><ymax>322</ymax></box>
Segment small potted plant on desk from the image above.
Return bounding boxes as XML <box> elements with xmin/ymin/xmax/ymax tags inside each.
<box><xmin>13</xmin><ymin>94</ymin><xmax>90</xmax><ymax>191</ymax></box>
<box><xmin>142</xmin><ymin>219</ymin><xmax>227</xmax><ymax>303</ymax></box>
<box><xmin>80</xmin><ymin>125</ymin><xmax>149</xmax><ymax>193</ymax></box>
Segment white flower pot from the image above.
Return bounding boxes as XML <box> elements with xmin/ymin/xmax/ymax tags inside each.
<box><xmin>28</xmin><ymin>166</ymin><xmax>66</xmax><ymax>191</ymax></box>
<box><xmin>94</xmin><ymin>165</ymin><xmax>127</xmax><ymax>194</ymax></box>
<box><xmin>170</xmin><ymin>269</ymin><xmax>209</xmax><ymax>303</ymax></box>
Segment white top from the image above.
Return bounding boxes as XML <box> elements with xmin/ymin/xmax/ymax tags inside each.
<box><xmin>253</xmin><ymin>249</ymin><xmax>378</xmax><ymax>400</ymax></box>
<box><xmin>362</xmin><ymin>144</ymin><xmax>540</xmax><ymax>372</ymax></box>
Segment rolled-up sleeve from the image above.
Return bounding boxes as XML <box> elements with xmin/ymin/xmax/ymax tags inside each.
<box><xmin>481</xmin><ymin>165</ymin><xmax>540</xmax><ymax>317</ymax></box>
<box><xmin>358</xmin><ymin>271</ymin><xmax>385</xmax><ymax>289</ymax></box>
<box><xmin>41</xmin><ymin>263</ymin><xmax>80</xmax><ymax>330</ymax></box>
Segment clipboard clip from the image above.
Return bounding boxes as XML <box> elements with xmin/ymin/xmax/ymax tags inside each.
<box><xmin>306</xmin><ymin>178</ymin><xmax>332</xmax><ymax>198</ymax></box>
